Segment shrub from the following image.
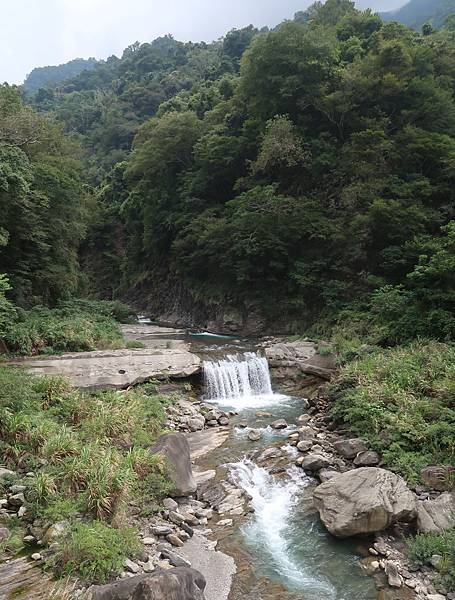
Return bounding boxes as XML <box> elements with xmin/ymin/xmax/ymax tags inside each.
<box><xmin>408</xmin><ymin>529</ymin><xmax>455</xmax><ymax>592</ymax></box>
<box><xmin>330</xmin><ymin>341</ymin><xmax>455</xmax><ymax>484</ymax></box>
<box><xmin>54</xmin><ymin>521</ymin><xmax>140</xmax><ymax>583</ymax></box>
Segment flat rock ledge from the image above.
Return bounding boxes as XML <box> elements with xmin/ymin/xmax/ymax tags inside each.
<box><xmin>10</xmin><ymin>348</ymin><xmax>201</xmax><ymax>390</ymax></box>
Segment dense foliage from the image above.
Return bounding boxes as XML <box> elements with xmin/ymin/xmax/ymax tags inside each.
<box><xmin>23</xmin><ymin>58</ymin><xmax>98</xmax><ymax>94</ymax></box>
<box><xmin>330</xmin><ymin>341</ymin><xmax>455</xmax><ymax>484</ymax></box>
<box><xmin>0</xmin><ymin>84</ymin><xmax>87</xmax><ymax>307</ymax></box>
<box><xmin>408</xmin><ymin>528</ymin><xmax>455</xmax><ymax>591</ymax></box>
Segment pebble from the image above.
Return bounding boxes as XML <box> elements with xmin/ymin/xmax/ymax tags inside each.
<box><xmin>31</xmin><ymin>553</ymin><xmax>42</xmax><ymax>561</ymax></box>
<box><xmin>163</xmin><ymin>498</ymin><xmax>178</xmax><ymax>511</ymax></box>
<box><xmin>166</xmin><ymin>533</ymin><xmax>184</xmax><ymax>547</ymax></box>
<box><xmin>124</xmin><ymin>558</ymin><xmax>140</xmax><ymax>574</ymax></box>
<box><xmin>168</xmin><ymin>511</ymin><xmax>185</xmax><ymax>525</ymax></box>
<box><xmin>152</xmin><ymin>526</ymin><xmax>173</xmax><ymax>536</ymax></box>
<box><xmin>142</xmin><ymin>537</ymin><xmax>155</xmax><ymax>545</ymax></box>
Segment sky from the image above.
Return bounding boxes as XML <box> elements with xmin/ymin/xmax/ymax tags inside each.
<box><xmin>2</xmin><ymin>0</ymin><xmax>407</xmax><ymax>85</ymax></box>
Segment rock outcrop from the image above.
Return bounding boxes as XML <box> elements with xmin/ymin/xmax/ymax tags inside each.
<box><xmin>265</xmin><ymin>341</ymin><xmax>336</xmax><ymax>380</ymax></box>
<box><xmin>417</xmin><ymin>492</ymin><xmax>455</xmax><ymax>533</ymax></box>
<box><xmin>11</xmin><ymin>348</ymin><xmax>201</xmax><ymax>390</ymax></box>
<box><xmin>313</xmin><ymin>467</ymin><xmax>417</xmax><ymax>538</ymax></box>
<box><xmin>88</xmin><ymin>567</ymin><xmax>206</xmax><ymax>600</ymax></box>
<box><xmin>151</xmin><ymin>433</ymin><xmax>197</xmax><ymax>497</ymax></box>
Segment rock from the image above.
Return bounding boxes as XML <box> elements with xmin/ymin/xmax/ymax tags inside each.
<box><xmin>166</xmin><ymin>534</ymin><xmax>184</xmax><ymax>547</ymax></box>
<box><xmin>248</xmin><ymin>429</ymin><xmax>262</xmax><ymax>441</ymax></box>
<box><xmin>301</xmin><ymin>454</ymin><xmax>332</xmax><ymax>472</ymax></box>
<box><xmin>318</xmin><ymin>470</ymin><xmax>340</xmax><ymax>483</ymax></box>
<box><xmin>163</xmin><ymin>498</ymin><xmax>179</xmax><ymax>511</ymax></box>
<box><xmin>31</xmin><ymin>553</ymin><xmax>42</xmax><ymax>561</ymax></box>
<box><xmin>8</xmin><ymin>493</ymin><xmax>25</xmax><ymax>507</ymax></box>
<box><xmin>188</xmin><ymin>417</ymin><xmax>205</xmax><ymax>432</ymax></box>
<box><xmin>271</xmin><ymin>419</ymin><xmax>288</xmax><ymax>430</ymax></box>
<box><xmin>298</xmin><ymin>426</ymin><xmax>317</xmax><ymax>441</ymax></box>
<box><xmin>421</xmin><ymin>466</ymin><xmax>455</xmax><ymax>491</ymax></box>
<box><xmin>429</xmin><ymin>554</ymin><xmax>444</xmax><ymax>569</ymax></box>
<box><xmin>313</xmin><ymin>467</ymin><xmax>417</xmax><ymax>538</ymax></box>
<box><xmin>265</xmin><ymin>341</ymin><xmax>335</xmax><ymax>379</ymax></box>
<box><xmin>257</xmin><ymin>448</ymin><xmax>281</xmax><ymax>463</ymax></box>
<box><xmin>237</xmin><ymin>421</ymin><xmax>248</xmax><ymax>429</ymax></box>
<box><xmin>218</xmin><ymin>417</ymin><xmax>229</xmax><ymax>426</ymax></box>
<box><xmin>42</xmin><ymin>521</ymin><xmax>67</xmax><ymax>544</ymax></box>
<box><xmin>169</xmin><ymin>511</ymin><xmax>186</xmax><ymax>526</ymax></box>
<box><xmin>142</xmin><ymin>561</ymin><xmax>155</xmax><ymax>573</ymax></box>
<box><xmin>152</xmin><ymin>526</ymin><xmax>173</xmax><ymax>536</ymax></box>
<box><xmin>417</xmin><ymin>492</ymin><xmax>455</xmax><ymax>533</ymax></box>
<box><xmin>256</xmin><ymin>412</ymin><xmax>272</xmax><ymax>418</ymax></box>
<box><xmin>333</xmin><ymin>438</ymin><xmax>368</xmax><ymax>460</ymax></box>
<box><xmin>217</xmin><ymin>519</ymin><xmax>233</xmax><ymax>527</ymax></box>
<box><xmin>88</xmin><ymin>567</ymin><xmax>206</xmax><ymax>600</ymax></box>
<box><xmin>297</xmin><ymin>414</ymin><xmax>311</xmax><ymax>425</ymax></box>
<box><xmin>296</xmin><ymin>440</ymin><xmax>313</xmax><ymax>452</ymax></box>
<box><xmin>142</xmin><ymin>537</ymin><xmax>155</xmax><ymax>546</ymax></box>
<box><xmin>10</xmin><ymin>485</ymin><xmax>26</xmax><ymax>494</ymax></box>
<box><xmin>384</xmin><ymin>561</ymin><xmax>403</xmax><ymax>588</ymax></box>
<box><xmin>151</xmin><ymin>433</ymin><xmax>197</xmax><ymax>497</ymax></box>
<box><xmin>0</xmin><ymin>527</ymin><xmax>9</xmax><ymax>542</ymax></box>
<box><xmin>204</xmin><ymin>410</ymin><xmax>222</xmax><ymax>422</ymax></box>
<box><xmin>0</xmin><ymin>468</ymin><xmax>15</xmax><ymax>479</ymax></box>
<box><xmin>354</xmin><ymin>451</ymin><xmax>381</xmax><ymax>467</ymax></box>
<box><xmin>159</xmin><ymin>547</ymin><xmax>191</xmax><ymax>568</ymax></box>
<box><xmin>12</xmin><ymin>348</ymin><xmax>201</xmax><ymax>391</ymax></box>
<box><xmin>17</xmin><ymin>506</ymin><xmax>27</xmax><ymax>518</ymax></box>
<box><xmin>124</xmin><ymin>558</ymin><xmax>141</xmax><ymax>574</ymax></box>
<box><xmin>427</xmin><ymin>595</ymin><xmax>447</xmax><ymax>600</ymax></box>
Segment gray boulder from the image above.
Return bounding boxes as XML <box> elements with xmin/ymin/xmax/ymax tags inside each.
<box><xmin>417</xmin><ymin>493</ymin><xmax>455</xmax><ymax>533</ymax></box>
<box><xmin>151</xmin><ymin>433</ymin><xmax>196</xmax><ymax>497</ymax></box>
<box><xmin>333</xmin><ymin>438</ymin><xmax>368</xmax><ymax>460</ymax></box>
<box><xmin>313</xmin><ymin>467</ymin><xmax>417</xmax><ymax>538</ymax></box>
<box><xmin>88</xmin><ymin>568</ymin><xmax>206</xmax><ymax>600</ymax></box>
<box><xmin>353</xmin><ymin>451</ymin><xmax>380</xmax><ymax>467</ymax></box>
<box><xmin>301</xmin><ymin>454</ymin><xmax>332</xmax><ymax>472</ymax></box>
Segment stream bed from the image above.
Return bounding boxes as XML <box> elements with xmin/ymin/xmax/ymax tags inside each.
<box><xmin>197</xmin><ymin>345</ymin><xmax>378</xmax><ymax>600</ymax></box>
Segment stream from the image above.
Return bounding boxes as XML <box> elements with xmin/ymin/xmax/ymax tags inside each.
<box><xmin>196</xmin><ymin>339</ymin><xmax>378</xmax><ymax>600</ymax></box>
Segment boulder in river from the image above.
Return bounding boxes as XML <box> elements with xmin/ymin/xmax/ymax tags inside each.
<box><xmin>271</xmin><ymin>419</ymin><xmax>288</xmax><ymax>430</ymax></box>
<box><xmin>417</xmin><ymin>492</ymin><xmax>455</xmax><ymax>533</ymax></box>
<box><xmin>248</xmin><ymin>429</ymin><xmax>262</xmax><ymax>441</ymax></box>
<box><xmin>313</xmin><ymin>467</ymin><xmax>417</xmax><ymax>538</ymax></box>
<box><xmin>151</xmin><ymin>433</ymin><xmax>197</xmax><ymax>497</ymax></box>
<box><xmin>88</xmin><ymin>567</ymin><xmax>206</xmax><ymax>600</ymax></box>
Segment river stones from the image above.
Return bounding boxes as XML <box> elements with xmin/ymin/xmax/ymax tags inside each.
<box><xmin>301</xmin><ymin>454</ymin><xmax>332</xmax><ymax>472</ymax></box>
<box><xmin>313</xmin><ymin>468</ymin><xmax>417</xmax><ymax>538</ymax></box>
<box><xmin>271</xmin><ymin>419</ymin><xmax>288</xmax><ymax>430</ymax></box>
<box><xmin>248</xmin><ymin>429</ymin><xmax>262</xmax><ymax>441</ymax></box>
<box><xmin>296</xmin><ymin>440</ymin><xmax>312</xmax><ymax>452</ymax></box>
<box><xmin>333</xmin><ymin>438</ymin><xmax>368</xmax><ymax>459</ymax></box>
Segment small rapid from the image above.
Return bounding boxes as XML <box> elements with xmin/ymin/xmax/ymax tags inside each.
<box><xmin>230</xmin><ymin>459</ymin><xmax>337</xmax><ymax>599</ymax></box>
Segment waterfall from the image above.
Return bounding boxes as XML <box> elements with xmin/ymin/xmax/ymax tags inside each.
<box><xmin>203</xmin><ymin>352</ymin><xmax>273</xmax><ymax>401</ymax></box>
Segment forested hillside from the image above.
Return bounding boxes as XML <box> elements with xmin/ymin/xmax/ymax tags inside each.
<box><xmin>23</xmin><ymin>58</ymin><xmax>98</xmax><ymax>94</ymax></box>
<box><xmin>382</xmin><ymin>0</ymin><xmax>455</xmax><ymax>30</ymax></box>
<box><xmin>4</xmin><ymin>0</ymin><xmax>455</xmax><ymax>340</ymax></box>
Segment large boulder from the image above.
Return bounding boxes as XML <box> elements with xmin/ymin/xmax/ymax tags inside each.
<box><xmin>333</xmin><ymin>438</ymin><xmax>368</xmax><ymax>460</ymax></box>
<box><xmin>417</xmin><ymin>493</ymin><xmax>455</xmax><ymax>533</ymax></box>
<box><xmin>265</xmin><ymin>341</ymin><xmax>335</xmax><ymax>379</ymax></box>
<box><xmin>313</xmin><ymin>467</ymin><xmax>417</xmax><ymax>538</ymax></box>
<box><xmin>88</xmin><ymin>568</ymin><xmax>206</xmax><ymax>600</ymax></box>
<box><xmin>421</xmin><ymin>465</ymin><xmax>455</xmax><ymax>491</ymax></box>
<box><xmin>151</xmin><ymin>433</ymin><xmax>196</xmax><ymax>497</ymax></box>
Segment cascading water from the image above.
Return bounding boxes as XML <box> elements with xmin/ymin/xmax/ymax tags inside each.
<box><xmin>230</xmin><ymin>459</ymin><xmax>337</xmax><ymax>600</ymax></box>
<box><xmin>203</xmin><ymin>352</ymin><xmax>273</xmax><ymax>402</ymax></box>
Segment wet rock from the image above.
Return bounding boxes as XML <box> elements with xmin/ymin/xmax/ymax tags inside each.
<box><xmin>313</xmin><ymin>468</ymin><xmax>417</xmax><ymax>538</ymax></box>
<box><xmin>333</xmin><ymin>438</ymin><xmax>368</xmax><ymax>460</ymax></box>
<box><xmin>354</xmin><ymin>451</ymin><xmax>381</xmax><ymax>467</ymax></box>
<box><xmin>237</xmin><ymin>420</ymin><xmax>248</xmax><ymax>428</ymax></box>
<box><xmin>257</xmin><ymin>447</ymin><xmax>281</xmax><ymax>463</ymax></box>
<box><xmin>417</xmin><ymin>492</ymin><xmax>455</xmax><ymax>533</ymax></box>
<box><xmin>421</xmin><ymin>466</ymin><xmax>455</xmax><ymax>491</ymax></box>
<box><xmin>271</xmin><ymin>419</ymin><xmax>288</xmax><ymax>430</ymax></box>
<box><xmin>256</xmin><ymin>412</ymin><xmax>272</xmax><ymax>418</ymax></box>
<box><xmin>151</xmin><ymin>433</ymin><xmax>197</xmax><ymax>497</ymax></box>
<box><xmin>88</xmin><ymin>567</ymin><xmax>206</xmax><ymax>600</ymax></box>
<box><xmin>301</xmin><ymin>454</ymin><xmax>332</xmax><ymax>472</ymax></box>
<box><xmin>248</xmin><ymin>429</ymin><xmax>262</xmax><ymax>441</ymax></box>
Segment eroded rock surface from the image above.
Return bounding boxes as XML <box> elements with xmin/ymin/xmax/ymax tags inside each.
<box><xmin>417</xmin><ymin>492</ymin><xmax>455</xmax><ymax>533</ymax></box>
<box><xmin>313</xmin><ymin>467</ymin><xmax>417</xmax><ymax>538</ymax></box>
<box><xmin>265</xmin><ymin>341</ymin><xmax>336</xmax><ymax>380</ymax></box>
<box><xmin>11</xmin><ymin>348</ymin><xmax>201</xmax><ymax>390</ymax></box>
<box><xmin>151</xmin><ymin>433</ymin><xmax>197</xmax><ymax>497</ymax></box>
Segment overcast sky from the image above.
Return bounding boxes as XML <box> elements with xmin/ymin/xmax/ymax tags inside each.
<box><xmin>2</xmin><ymin>0</ymin><xmax>407</xmax><ymax>85</ymax></box>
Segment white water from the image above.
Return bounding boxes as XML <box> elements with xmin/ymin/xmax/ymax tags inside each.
<box><xmin>230</xmin><ymin>459</ymin><xmax>337</xmax><ymax>599</ymax></box>
<box><xmin>203</xmin><ymin>352</ymin><xmax>284</xmax><ymax>407</ymax></box>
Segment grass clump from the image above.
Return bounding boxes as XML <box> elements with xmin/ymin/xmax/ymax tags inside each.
<box><xmin>0</xmin><ymin>515</ymin><xmax>24</xmax><ymax>556</ymax></box>
<box><xmin>2</xmin><ymin>299</ymin><xmax>134</xmax><ymax>356</ymax></box>
<box><xmin>330</xmin><ymin>341</ymin><xmax>455</xmax><ymax>485</ymax></box>
<box><xmin>53</xmin><ymin>521</ymin><xmax>140</xmax><ymax>583</ymax></box>
<box><xmin>408</xmin><ymin>529</ymin><xmax>455</xmax><ymax>592</ymax></box>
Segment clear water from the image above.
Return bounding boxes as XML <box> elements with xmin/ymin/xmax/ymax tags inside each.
<box><xmin>202</xmin><ymin>353</ymin><xmax>377</xmax><ymax>600</ymax></box>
